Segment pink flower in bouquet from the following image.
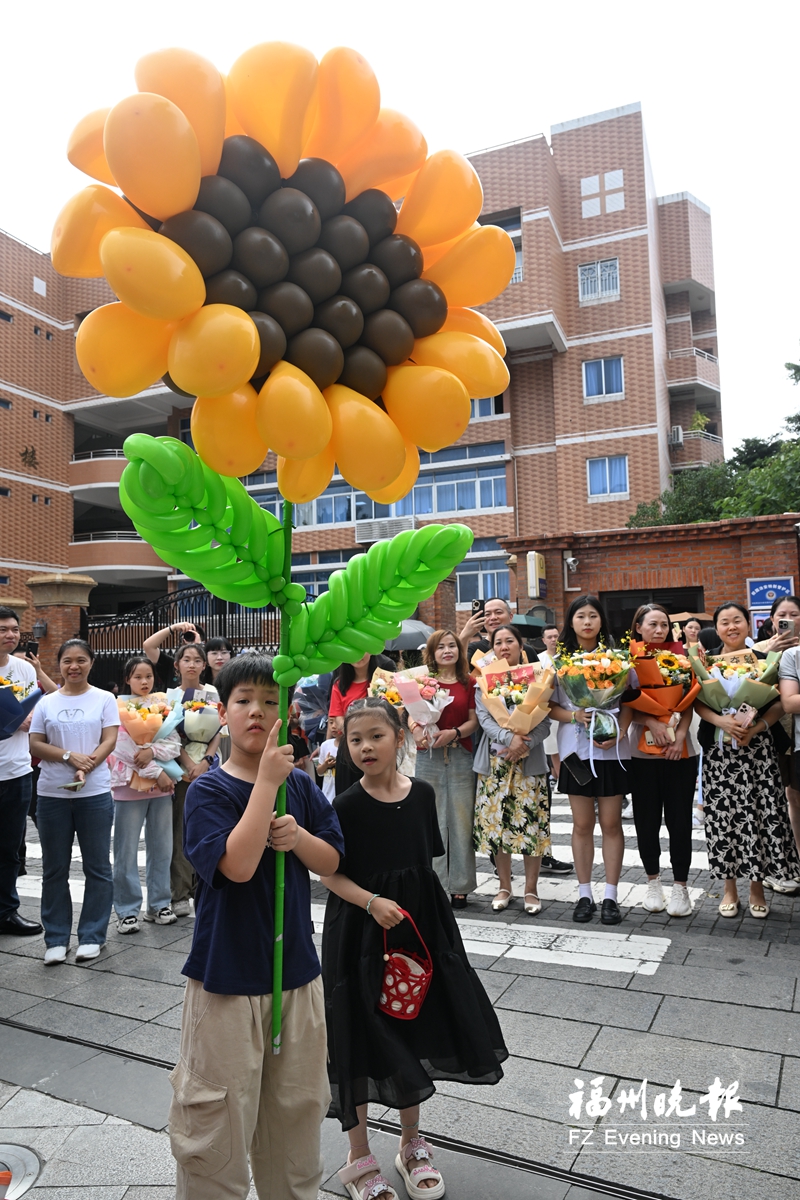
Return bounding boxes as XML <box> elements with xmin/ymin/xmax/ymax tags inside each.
<box><xmin>420</xmin><ymin>684</ymin><xmax>438</xmax><ymax>700</ymax></box>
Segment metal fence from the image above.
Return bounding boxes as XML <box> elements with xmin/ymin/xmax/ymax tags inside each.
<box><xmin>87</xmin><ymin>583</ymin><xmax>281</xmax><ymax>689</ymax></box>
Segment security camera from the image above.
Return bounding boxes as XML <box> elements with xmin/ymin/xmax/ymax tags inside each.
<box><xmin>565</xmin><ymin>557</ymin><xmax>579</xmax><ymax>573</ymax></box>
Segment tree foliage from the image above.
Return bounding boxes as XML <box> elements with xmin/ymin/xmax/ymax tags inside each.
<box><xmin>626</xmin><ymin>463</ymin><xmax>734</xmax><ymax>528</ymax></box>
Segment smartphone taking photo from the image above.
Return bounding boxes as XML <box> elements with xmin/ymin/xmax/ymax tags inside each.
<box><xmin>25</xmin><ymin>641</ymin><xmax>39</xmax><ymax>658</ymax></box>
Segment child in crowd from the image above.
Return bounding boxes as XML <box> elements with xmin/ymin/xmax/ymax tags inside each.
<box><xmin>315</xmin><ymin>717</ymin><xmax>341</xmax><ymax>802</ymax></box>
<box><xmin>321</xmin><ymin>698</ymin><xmax>507</xmax><ymax>1200</ymax></box>
<box><xmin>110</xmin><ymin>656</ymin><xmax>181</xmax><ymax>932</ymax></box>
<box><xmin>168</xmin><ymin>655</ymin><xmax>344</xmax><ymax>1200</ymax></box>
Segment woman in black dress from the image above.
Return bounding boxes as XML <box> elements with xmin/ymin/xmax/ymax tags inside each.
<box><xmin>321</xmin><ymin>698</ymin><xmax>506</xmax><ymax>1200</ymax></box>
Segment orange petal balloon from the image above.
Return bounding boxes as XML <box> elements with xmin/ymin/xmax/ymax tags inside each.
<box><xmin>303</xmin><ymin>47</ymin><xmax>380</xmax><ymax>163</ymax></box>
<box><xmin>51</xmin><ymin>186</ymin><xmax>149</xmax><ymax>278</ymax></box>
<box><xmin>168</xmin><ymin>305</ymin><xmax>259</xmax><ymax>398</ymax></box>
<box><xmin>366</xmin><ymin>438</ymin><xmax>420</xmax><ymax>504</ymax></box>
<box><xmin>441</xmin><ymin>307</ymin><xmax>506</xmax><ymax>357</ymax></box>
<box><xmin>421</xmin><ymin>222</ymin><xmax>480</xmax><ymax>270</ymax></box>
<box><xmin>326</xmin><ymin>384</ymin><xmax>406</xmax><ymax>491</ymax></box>
<box><xmin>222</xmin><ymin>75</ymin><xmax>247</xmax><ymax>138</ymax></box>
<box><xmin>378</xmin><ymin>168</ymin><xmax>420</xmax><ymax>203</ymax></box>
<box><xmin>256</xmin><ymin>361</ymin><xmax>332</xmax><ymax>459</ymax></box>
<box><xmin>411</xmin><ymin>331</ymin><xmax>510</xmax><ymax>398</ymax></box>
<box><xmin>383</xmin><ymin>365</ymin><xmax>470</xmax><ymax>452</ymax></box>
<box><xmin>100</xmin><ymin>228</ymin><xmax>205</xmax><ymax>320</ymax></box>
<box><xmin>104</xmin><ymin>92</ymin><xmax>201</xmax><ymax>221</ymax></box>
<box><xmin>422</xmin><ymin>224</ymin><xmax>516</xmax><ymax>308</ymax></box>
<box><xmin>76</xmin><ymin>303</ymin><xmax>173</xmax><ymax>397</ymax></box>
<box><xmin>191</xmin><ymin>385</ymin><xmax>267</xmax><ymax>477</ymax></box>
<box><xmin>135</xmin><ymin>49</ymin><xmax>226</xmax><ymax>177</ymax></box>
<box><xmin>278</xmin><ymin>443</ymin><xmax>336</xmax><ymax>503</ymax></box>
<box><xmin>67</xmin><ymin>109</ymin><xmax>115</xmax><ymax>185</ymax></box>
<box><xmin>337</xmin><ymin>110</ymin><xmax>427</xmax><ymax>202</ymax></box>
<box><xmin>396</xmin><ymin>151</ymin><xmax>483</xmax><ymax>248</ymax></box>
<box><xmin>228</xmin><ymin>42</ymin><xmax>318</xmax><ymax>178</ymax></box>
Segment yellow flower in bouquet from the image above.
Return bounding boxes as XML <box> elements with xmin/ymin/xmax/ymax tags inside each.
<box><xmin>555</xmin><ymin>647</ymin><xmax>629</xmax><ymax>691</ymax></box>
<box><xmin>0</xmin><ymin>676</ymin><xmax>26</xmax><ymax>698</ymax></box>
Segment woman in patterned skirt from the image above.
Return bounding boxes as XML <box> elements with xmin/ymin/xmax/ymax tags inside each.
<box><xmin>696</xmin><ymin>601</ymin><xmax>800</xmax><ymax>919</ymax></box>
<box><xmin>473</xmin><ymin>624</ymin><xmax>551</xmax><ymax>916</ymax></box>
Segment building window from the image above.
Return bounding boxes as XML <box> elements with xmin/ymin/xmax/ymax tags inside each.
<box><xmin>31</xmin><ymin>494</ymin><xmax>39</xmax><ymax>503</ymax></box>
<box><xmin>581</xmin><ymin>171</ymin><xmax>625</xmax><ymax>218</ymax></box>
<box><xmin>578</xmin><ymin>258</ymin><xmax>619</xmax><ymax>303</ymax></box>
<box><xmin>0</xmin><ymin>576</ymin><xmax>8</xmax><ymax>585</ymax></box>
<box><xmin>481</xmin><ymin>210</ymin><xmax>522</xmax><ymax>283</ymax></box>
<box><xmin>46</xmin><ymin>331</ymin><xmax>54</xmax><ymax>342</ymax></box>
<box><xmin>32</xmin><ymin>410</ymin><xmax>40</xmax><ymax>419</ymax></box>
<box><xmin>45</xmin><ymin>413</ymin><xmax>52</xmax><ymax>423</ymax></box>
<box><xmin>0</xmin><ymin>400</ymin><xmax>10</xmax><ymax>411</ymax></box>
<box><xmin>34</xmin><ymin>326</ymin><xmax>41</xmax><ymax>336</ymax></box>
<box><xmin>0</xmin><ymin>311</ymin><xmax>12</xmax><ymax>324</ymax></box>
<box><xmin>583</xmin><ymin>357</ymin><xmax>624</xmax><ymax>399</ymax></box>
<box><xmin>470</xmin><ymin>395</ymin><xmax>504</xmax><ymax>420</ymax></box>
<box><xmin>33</xmin><ymin>276</ymin><xmax>47</xmax><ymax>297</ymax></box>
<box><xmin>587</xmin><ymin>455</ymin><xmax>628</xmax><ymax>498</ymax></box>
<box><xmin>0</xmin><ymin>488</ymin><xmax>10</xmax><ymax>498</ymax></box>
<box><xmin>44</xmin><ymin>497</ymin><xmax>51</xmax><ymax>506</ymax></box>
<box><xmin>455</xmin><ymin>538</ymin><xmax>511</xmax><ymax>604</ymax></box>
<box><xmin>179</xmin><ymin>417</ymin><xmax>194</xmax><ymax>450</ymax></box>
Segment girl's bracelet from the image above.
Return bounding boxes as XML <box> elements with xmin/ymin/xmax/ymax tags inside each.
<box><xmin>366</xmin><ymin>893</ymin><xmax>380</xmax><ymax>916</ymax></box>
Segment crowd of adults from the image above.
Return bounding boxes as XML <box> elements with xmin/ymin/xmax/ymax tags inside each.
<box><xmin>2</xmin><ymin>584</ymin><xmax>800</xmax><ymax>961</ymax></box>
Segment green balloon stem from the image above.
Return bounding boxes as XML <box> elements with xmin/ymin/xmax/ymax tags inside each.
<box><xmin>272</xmin><ymin>496</ymin><xmax>293</xmax><ymax>1055</ymax></box>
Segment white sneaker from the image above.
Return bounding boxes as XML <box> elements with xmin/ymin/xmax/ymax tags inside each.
<box><xmin>144</xmin><ymin>907</ymin><xmax>178</xmax><ymax>925</ymax></box>
<box><xmin>642</xmin><ymin>877</ymin><xmax>667</xmax><ymax>913</ymax></box>
<box><xmin>116</xmin><ymin>915</ymin><xmax>140</xmax><ymax>934</ymax></box>
<box><xmin>43</xmin><ymin>946</ymin><xmax>67</xmax><ymax>966</ymax></box>
<box><xmin>666</xmin><ymin>883</ymin><xmax>693</xmax><ymax>917</ymax></box>
<box><xmin>622</xmin><ymin>799</ymin><xmax>634</xmax><ymax>820</ymax></box>
<box><xmin>764</xmin><ymin>877</ymin><xmax>800</xmax><ymax>895</ymax></box>
<box><xmin>75</xmin><ymin>943</ymin><xmax>102</xmax><ymax>962</ymax></box>
<box><xmin>172</xmin><ymin>900</ymin><xmax>191</xmax><ymax>917</ymax></box>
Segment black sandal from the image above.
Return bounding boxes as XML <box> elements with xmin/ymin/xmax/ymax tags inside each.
<box><xmin>450</xmin><ymin>894</ymin><xmax>467</xmax><ymax>909</ymax></box>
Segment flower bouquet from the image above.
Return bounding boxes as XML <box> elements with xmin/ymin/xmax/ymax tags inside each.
<box><xmin>115</xmin><ymin>694</ymin><xmax>184</xmax><ymax>788</ymax></box>
<box><xmin>0</xmin><ymin>674</ymin><xmax>42</xmax><ymax>740</ymax></box>
<box><xmin>181</xmin><ymin>696</ymin><xmax>222</xmax><ymax>763</ymax></box>
<box><xmin>625</xmin><ymin>642</ymin><xmax>700</xmax><ymax>757</ymax></box>
<box><xmin>369</xmin><ymin>668</ymin><xmax>404</xmax><ymax>708</ymax></box>
<box><xmin>554</xmin><ymin>646</ymin><xmax>632</xmax><ymax>742</ymax></box>
<box><xmin>688</xmin><ymin>646</ymin><xmax>780</xmax><ymax>744</ymax></box>
<box><xmin>392</xmin><ymin>667</ymin><xmax>453</xmax><ymax>745</ymax></box>
<box><xmin>478</xmin><ymin>660</ymin><xmax>554</xmax><ymax>734</ymax></box>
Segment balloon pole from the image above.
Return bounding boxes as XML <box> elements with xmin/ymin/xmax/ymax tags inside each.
<box><xmin>272</xmin><ymin>496</ymin><xmax>293</xmax><ymax>1055</ymax></box>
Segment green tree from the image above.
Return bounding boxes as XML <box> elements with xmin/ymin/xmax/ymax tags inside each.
<box><xmin>728</xmin><ymin>435</ymin><xmax>783</xmax><ymax>471</ymax></box>
<box><xmin>718</xmin><ymin>441</ymin><xmax>800</xmax><ymax>517</ymax></box>
<box><xmin>626</xmin><ymin>462</ymin><xmax>734</xmax><ymax>527</ymax></box>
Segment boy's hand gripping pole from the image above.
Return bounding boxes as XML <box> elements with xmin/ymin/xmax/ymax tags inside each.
<box><xmin>272</xmin><ymin>498</ymin><xmax>293</xmax><ymax>1054</ymax></box>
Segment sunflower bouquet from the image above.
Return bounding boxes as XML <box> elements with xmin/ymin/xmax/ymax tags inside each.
<box><xmin>688</xmin><ymin>646</ymin><xmax>780</xmax><ymax>721</ymax></box>
<box><xmin>0</xmin><ymin>673</ymin><xmax>42</xmax><ymax>741</ymax></box>
<box><xmin>625</xmin><ymin>642</ymin><xmax>700</xmax><ymax>756</ymax></box>
<box><xmin>369</xmin><ymin>668</ymin><xmax>404</xmax><ymax>708</ymax></box>
<box><xmin>0</xmin><ymin>675</ymin><xmax>30</xmax><ymax>698</ymax></box>
<box><xmin>478</xmin><ymin>660</ymin><xmax>554</xmax><ymax>734</ymax></box>
<box><xmin>554</xmin><ymin>646</ymin><xmax>632</xmax><ymax>741</ymax></box>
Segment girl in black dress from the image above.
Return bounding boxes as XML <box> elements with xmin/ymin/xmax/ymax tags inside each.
<box><xmin>321</xmin><ymin>698</ymin><xmax>506</xmax><ymax>1200</ymax></box>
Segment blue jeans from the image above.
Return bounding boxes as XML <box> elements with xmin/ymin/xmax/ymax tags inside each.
<box><xmin>38</xmin><ymin>791</ymin><xmax>114</xmax><ymax>947</ymax></box>
<box><xmin>113</xmin><ymin>794</ymin><xmax>173</xmax><ymax>918</ymax></box>
<box><xmin>0</xmin><ymin>774</ymin><xmax>32</xmax><ymax>920</ymax></box>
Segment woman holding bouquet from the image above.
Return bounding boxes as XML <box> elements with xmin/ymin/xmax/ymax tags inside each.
<box><xmin>474</xmin><ymin>624</ymin><xmax>551</xmax><ymax>915</ymax></box>
<box><xmin>411</xmin><ymin>631</ymin><xmax>479</xmax><ymax>909</ymax></box>
<box><xmin>111</xmin><ymin>657</ymin><xmax>182</xmax><ymax>933</ymax></box>
<box><xmin>696</xmin><ymin>602</ymin><xmax>799</xmax><ymax>918</ymax></box>
<box><xmin>548</xmin><ymin>596</ymin><xmax>634</xmax><ymax>925</ymax></box>
<box><xmin>627</xmin><ymin>604</ymin><xmax>698</xmax><ymax>918</ymax></box>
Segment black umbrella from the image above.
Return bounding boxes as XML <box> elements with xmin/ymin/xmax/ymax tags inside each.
<box><xmin>384</xmin><ymin>619</ymin><xmax>435</xmax><ymax>652</ymax></box>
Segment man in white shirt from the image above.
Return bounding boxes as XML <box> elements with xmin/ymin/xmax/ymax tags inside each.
<box><xmin>0</xmin><ymin>607</ymin><xmax>42</xmax><ymax>935</ymax></box>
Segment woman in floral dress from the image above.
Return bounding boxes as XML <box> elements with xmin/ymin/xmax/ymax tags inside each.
<box><xmin>473</xmin><ymin>624</ymin><xmax>551</xmax><ymax>916</ymax></box>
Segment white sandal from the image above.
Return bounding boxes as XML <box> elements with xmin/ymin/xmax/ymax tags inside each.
<box><xmin>524</xmin><ymin>893</ymin><xmax>541</xmax><ymax>915</ymax></box>
<box><xmin>395</xmin><ymin>1137</ymin><xmax>445</xmax><ymax>1199</ymax></box>
<box><xmin>339</xmin><ymin>1155</ymin><xmax>398</xmax><ymax>1200</ymax></box>
<box><xmin>491</xmin><ymin>888</ymin><xmax>512</xmax><ymax>912</ymax></box>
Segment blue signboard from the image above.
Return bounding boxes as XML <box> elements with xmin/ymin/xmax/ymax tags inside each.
<box><xmin>746</xmin><ymin>577</ymin><xmax>795</xmax><ymax>610</ymax></box>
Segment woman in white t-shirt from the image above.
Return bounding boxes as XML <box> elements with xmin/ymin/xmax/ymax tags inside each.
<box><xmin>29</xmin><ymin>640</ymin><xmax>119</xmax><ymax>966</ymax></box>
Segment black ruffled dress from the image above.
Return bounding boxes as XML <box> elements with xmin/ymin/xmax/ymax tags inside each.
<box><xmin>323</xmin><ymin>779</ymin><xmax>507</xmax><ymax>1130</ymax></box>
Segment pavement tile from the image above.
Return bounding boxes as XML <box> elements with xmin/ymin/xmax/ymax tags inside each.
<box><xmin>684</xmin><ymin>946</ymin><xmax>800</xmax><ymax>977</ymax></box>
<box><xmin>111</xmin><ymin>1023</ymin><xmax>180</xmax><ymax>1064</ymax></box>
<box><xmin>413</xmin><ymin>1092</ymin><xmax>579</xmax><ymax>1170</ymax></box>
<box><xmin>10</xmin><ymin>998</ymin><xmax>142</xmax><ymax>1045</ymax></box>
<box><xmin>0</xmin><ymin>1082</ymin><xmax>19</xmax><ymax>1109</ymax></box>
<box><xmin>574</xmin><ymin>1142</ymin><xmax>800</xmax><ymax>1200</ymax></box>
<box><xmin>498</xmin><ymin>1011</ymin><xmax>600</xmax><ymax>1069</ymax></box>
<box><xmin>36</xmin><ymin>1054</ymin><xmax>172</xmax><ymax>1131</ymax></box>
<box><xmin>779</xmin><ymin>1056</ymin><xmax>800</xmax><ymax>1111</ymax></box>
<box><xmin>122</xmin><ymin>1190</ymin><xmax>176</xmax><ymax>1199</ymax></box>
<box><xmin>582</xmin><ymin>1027</ymin><xmax>780</xmax><ymax>1104</ymax></box>
<box><xmin>0</xmin><ymin>1123</ymin><xmax>74</xmax><ymax>1160</ymax></box>
<box><xmin>0</xmin><ymin>984</ymin><xmax>42</xmax><ymax>1017</ymax></box>
<box><xmin>0</xmin><ymin>1088</ymin><xmax>106</xmax><ymax>1126</ymax></box>
<box><xmin>54</xmin><ymin>972</ymin><xmax>184</xmax><ymax>1021</ymax></box>
<box><xmin>28</xmin><ymin>1190</ymin><xmax>128</xmax><ymax>1199</ymax></box>
<box><xmin>150</xmin><ymin>1003</ymin><xmax>184</xmax><ymax>1030</ymax></box>
<box><xmin>490</xmin><ymin>957</ymin><xmax>635</xmax><ymax>985</ymax></box>
<box><xmin>118</xmin><ymin>921</ymin><xmax>192</xmax><ymax>949</ymax></box>
<box><xmin>0</xmin><ymin>1026</ymin><xmax>97</xmax><ymax>1087</ymax></box>
<box><xmin>0</xmin><ymin>953</ymin><xmax>88</xmax><ymax>1000</ymax></box>
<box><xmin>437</xmin><ymin>1056</ymin><xmax>603</xmax><ymax>1125</ymax></box>
<box><xmin>472</xmin><ymin>967</ymin><xmax>516</xmax><ymax>1004</ymax></box>
<box><xmin>653</xmin><ymin>995</ymin><xmax>800</xmax><ymax>1057</ymax></box>
<box><xmin>496</xmin><ymin>975</ymin><xmax>659</xmax><ymax>1031</ymax></box>
<box><xmin>91</xmin><ymin>946</ymin><xmax>188</xmax><ymax>986</ymax></box>
<box><xmin>35</xmin><ymin>1122</ymin><xmax>175</xmax><ymax>1185</ymax></box>
<box><xmin>629</xmin><ymin>961</ymin><xmax>795</xmax><ymax>1009</ymax></box>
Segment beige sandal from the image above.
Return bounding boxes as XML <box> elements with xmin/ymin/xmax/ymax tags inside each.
<box><xmin>718</xmin><ymin>900</ymin><xmax>740</xmax><ymax>918</ymax></box>
<box><xmin>339</xmin><ymin>1155</ymin><xmax>398</xmax><ymax>1200</ymax></box>
<box><xmin>395</xmin><ymin>1137</ymin><xmax>445</xmax><ymax>1199</ymax></box>
<box><xmin>524</xmin><ymin>893</ymin><xmax>542</xmax><ymax>915</ymax></box>
<box><xmin>491</xmin><ymin>889</ymin><xmax>512</xmax><ymax>912</ymax></box>
<box><xmin>748</xmin><ymin>901</ymin><xmax>769</xmax><ymax>919</ymax></box>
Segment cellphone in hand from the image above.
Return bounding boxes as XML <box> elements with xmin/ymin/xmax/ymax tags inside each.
<box><xmin>25</xmin><ymin>641</ymin><xmax>39</xmax><ymax>658</ymax></box>
<box><xmin>471</xmin><ymin>598</ymin><xmax>485</xmax><ymax>626</ymax></box>
<box><xmin>644</xmin><ymin>727</ymin><xmax>675</xmax><ymax>746</ymax></box>
<box><xmin>778</xmin><ymin>618</ymin><xmax>794</xmax><ymax>635</ymax></box>
<box><xmin>736</xmin><ymin>702</ymin><xmax>757</xmax><ymax>728</ymax></box>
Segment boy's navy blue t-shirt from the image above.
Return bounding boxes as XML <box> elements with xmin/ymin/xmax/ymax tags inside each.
<box><xmin>182</xmin><ymin>766</ymin><xmax>344</xmax><ymax>995</ymax></box>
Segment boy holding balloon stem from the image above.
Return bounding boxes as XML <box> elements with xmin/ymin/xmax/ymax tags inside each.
<box><xmin>168</xmin><ymin>655</ymin><xmax>344</xmax><ymax>1200</ymax></box>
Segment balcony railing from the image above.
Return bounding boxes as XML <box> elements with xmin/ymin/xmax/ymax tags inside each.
<box><xmin>670</xmin><ymin>430</ymin><xmax>724</xmax><ymax>470</ymax></box>
<box><xmin>71</xmin><ymin>450</ymin><xmax>127</xmax><ymax>461</ymax></box>
<box><xmin>71</xmin><ymin>530</ymin><xmax>143</xmax><ymax>542</ymax></box>
<box><xmin>668</xmin><ymin>348</ymin><xmax>719</xmax><ymax>364</ymax></box>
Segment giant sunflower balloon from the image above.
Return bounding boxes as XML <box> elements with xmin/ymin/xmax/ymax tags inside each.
<box><xmin>52</xmin><ymin>42</ymin><xmax>514</xmax><ymax>502</ymax></box>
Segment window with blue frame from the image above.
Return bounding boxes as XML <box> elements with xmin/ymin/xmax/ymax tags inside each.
<box><xmin>583</xmin><ymin>356</ymin><xmax>623</xmax><ymax>399</ymax></box>
<box><xmin>470</xmin><ymin>396</ymin><xmax>504</xmax><ymax>419</ymax></box>
<box><xmin>587</xmin><ymin>455</ymin><xmax>628</xmax><ymax>497</ymax></box>
<box><xmin>455</xmin><ymin>558</ymin><xmax>511</xmax><ymax>603</ymax></box>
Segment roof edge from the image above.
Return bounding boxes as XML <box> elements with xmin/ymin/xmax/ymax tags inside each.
<box><xmin>550</xmin><ymin>102</ymin><xmax>642</xmax><ymax>135</ymax></box>
<box><xmin>658</xmin><ymin>191</ymin><xmax>711</xmax><ymax>215</ymax></box>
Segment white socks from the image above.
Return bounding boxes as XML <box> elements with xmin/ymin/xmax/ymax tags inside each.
<box><xmin>604</xmin><ymin>884</ymin><xmax>618</xmax><ymax>901</ymax></box>
<box><xmin>578</xmin><ymin>883</ymin><xmax>593</xmax><ymax>900</ymax></box>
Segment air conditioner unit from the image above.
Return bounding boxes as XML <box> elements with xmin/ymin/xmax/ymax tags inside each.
<box><xmin>668</xmin><ymin>425</ymin><xmax>684</xmax><ymax>446</ymax></box>
<box><xmin>354</xmin><ymin>516</ymin><xmax>415</xmax><ymax>544</ymax></box>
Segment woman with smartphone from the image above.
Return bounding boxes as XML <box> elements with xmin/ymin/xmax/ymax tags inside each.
<box><xmin>29</xmin><ymin>640</ymin><xmax>120</xmax><ymax>965</ymax></box>
<box><xmin>627</xmin><ymin>603</ymin><xmax>697</xmax><ymax>918</ymax></box>
<box><xmin>696</xmin><ymin>602</ymin><xmax>799</xmax><ymax>918</ymax></box>
<box><xmin>548</xmin><ymin>596</ymin><xmax>634</xmax><ymax>925</ymax></box>
<box><xmin>142</xmin><ymin>622</ymin><xmax>206</xmax><ymax>690</ymax></box>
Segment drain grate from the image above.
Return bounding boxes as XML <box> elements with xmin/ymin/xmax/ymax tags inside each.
<box><xmin>0</xmin><ymin>1146</ymin><xmax>41</xmax><ymax>1199</ymax></box>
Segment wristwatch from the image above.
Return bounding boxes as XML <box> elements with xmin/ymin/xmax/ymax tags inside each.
<box><xmin>62</xmin><ymin>751</ymin><xmax>71</xmax><ymax>762</ymax></box>
<box><xmin>202</xmin><ymin>754</ymin><xmax>215</xmax><ymax>766</ymax></box>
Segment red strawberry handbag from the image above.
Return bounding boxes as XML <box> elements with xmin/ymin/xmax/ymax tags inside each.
<box><xmin>379</xmin><ymin>909</ymin><xmax>433</xmax><ymax>1020</ymax></box>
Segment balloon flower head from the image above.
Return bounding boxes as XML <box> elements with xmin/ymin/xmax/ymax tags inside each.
<box><xmin>52</xmin><ymin>42</ymin><xmax>514</xmax><ymax>504</ymax></box>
